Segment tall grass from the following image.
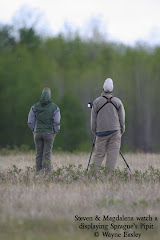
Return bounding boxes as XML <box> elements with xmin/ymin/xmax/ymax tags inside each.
<box><xmin>0</xmin><ymin>153</ymin><xmax>160</xmax><ymax>240</ymax></box>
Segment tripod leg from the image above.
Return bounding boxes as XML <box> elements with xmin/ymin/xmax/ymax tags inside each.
<box><xmin>119</xmin><ymin>150</ymin><xmax>132</xmax><ymax>173</ymax></box>
<box><xmin>87</xmin><ymin>136</ymin><xmax>96</xmax><ymax>171</ymax></box>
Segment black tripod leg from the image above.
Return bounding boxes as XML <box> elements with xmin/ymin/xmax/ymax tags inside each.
<box><xmin>87</xmin><ymin>136</ymin><xmax>96</xmax><ymax>171</ymax></box>
<box><xmin>119</xmin><ymin>150</ymin><xmax>132</xmax><ymax>173</ymax></box>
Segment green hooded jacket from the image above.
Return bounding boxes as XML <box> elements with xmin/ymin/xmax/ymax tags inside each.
<box><xmin>34</xmin><ymin>91</ymin><xmax>57</xmax><ymax>133</ymax></box>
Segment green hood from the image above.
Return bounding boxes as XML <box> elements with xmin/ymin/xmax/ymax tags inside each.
<box><xmin>40</xmin><ymin>92</ymin><xmax>51</xmax><ymax>106</ymax></box>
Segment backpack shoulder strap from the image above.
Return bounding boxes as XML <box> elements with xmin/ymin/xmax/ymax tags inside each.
<box><xmin>96</xmin><ymin>96</ymin><xmax>118</xmax><ymax>114</ymax></box>
<box><xmin>102</xmin><ymin>96</ymin><xmax>118</xmax><ymax>111</ymax></box>
<box><xmin>97</xmin><ymin>100</ymin><xmax>108</xmax><ymax>114</ymax></box>
<box><xmin>97</xmin><ymin>96</ymin><xmax>112</xmax><ymax>114</ymax></box>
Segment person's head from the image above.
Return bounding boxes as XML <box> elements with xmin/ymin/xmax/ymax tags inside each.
<box><xmin>103</xmin><ymin>78</ymin><xmax>114</xmax><ymax>93</ymax></box>
<box><xmin>42</xmin><ymin>87</ymin><xmax>51</xmax><ymax>95</ymax></box>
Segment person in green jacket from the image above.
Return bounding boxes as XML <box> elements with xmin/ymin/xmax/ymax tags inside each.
<box><xmin>28</xmin><ymin>87</ymin><xmax>61</xmax><ymax>172</ymax></box>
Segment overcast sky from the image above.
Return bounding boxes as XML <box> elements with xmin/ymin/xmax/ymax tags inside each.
<box><xmin>0</xmin><ymin>0</ymin><xmax>160</xmax><ymax>45</ymax></box>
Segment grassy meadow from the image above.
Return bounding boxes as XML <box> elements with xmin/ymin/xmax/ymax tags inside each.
<box><xmin>0</xmin><ymin>152</ymin><xmax>160</xmax><ymax>240</ymax></box>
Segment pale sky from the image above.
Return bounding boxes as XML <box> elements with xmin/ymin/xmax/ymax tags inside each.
<box><xmin>0</xmin><ymin>0</ymin><xmax>160</xmax><ymax>45</ymax></box>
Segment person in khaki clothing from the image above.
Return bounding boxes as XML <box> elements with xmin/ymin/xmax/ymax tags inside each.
<box><xmin>91</xmin><ymin>78</ymin><xmax>125</xmax><ymax>171</ymax></box>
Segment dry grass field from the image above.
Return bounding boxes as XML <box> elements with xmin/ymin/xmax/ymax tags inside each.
<box><xmin>0</xmin><ymin>152</ymin><xmax>160</xmax><ymax>240</ymax></box>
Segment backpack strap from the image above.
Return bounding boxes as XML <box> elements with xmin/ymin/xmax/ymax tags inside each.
<box><xmin>103</xmin><ymin>96</ymin><xmax>118</xmax><ymax>111</ymax></box>
<box><xmin>97</xmin><ymin>96</ymin><xmax>118</xmax><ymax>114</ymax></box>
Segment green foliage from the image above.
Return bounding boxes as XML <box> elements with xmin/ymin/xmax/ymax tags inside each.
<box><xmin>0</xmin><ymin>217</ymin><xmax>93</xmax><ymax>240</ymax></box>
<box><xmin>55</xmin><ymin>92</ymin><xmax>89</xmax><ymax>151</ymax></box>
<box><xmin>1</xmin><ymin>164</ymin><xmax>160</xmax><ymax>184</ymax></box>
<box><xmin>0</xmin><ymin>24</ymin><xmax>16</xmax><ymax>50</ymax></box>
<box><xmin>19</xmin><ymin>27</ymin><xmax>41</xmax><ymax>50</ymax></box>
<box><xmin>0</xmin><ymin>24</ymin><xmax>160</xmax><ymax>152</ymax></box>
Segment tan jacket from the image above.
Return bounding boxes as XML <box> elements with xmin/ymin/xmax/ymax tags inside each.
<box><xmin>91</xmin><ymin>92</ymin><xmax>125</xmax><ymax>135</ymax></box>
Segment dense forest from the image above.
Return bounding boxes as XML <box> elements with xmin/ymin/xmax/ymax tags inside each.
<box><xmin>0</xmin><ymin>24</ymin><xmax>160</xmax><ymax>152</ymax></box>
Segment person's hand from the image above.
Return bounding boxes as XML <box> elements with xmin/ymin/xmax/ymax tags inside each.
<box><xmin>53</xmin><ymin>133</ymin><xmax>57</xmax><ymax>137</ymax></box>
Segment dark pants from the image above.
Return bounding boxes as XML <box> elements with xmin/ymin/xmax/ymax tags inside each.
<box><xmin>34</xmin><ymin>132</ymin><xmax>55</xmax><ymax>172</ymax></box>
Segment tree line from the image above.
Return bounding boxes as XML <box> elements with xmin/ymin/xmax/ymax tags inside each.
<box><xmin>0</xmin><ymin>24</ymin><xmax>160</xmax><ymax>152</ymax></box>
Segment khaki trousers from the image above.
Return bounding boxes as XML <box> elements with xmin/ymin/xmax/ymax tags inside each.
<box><xmin>92</xmin><ymin>130</ymin><xmax>121</xmax><ymax>171</ymax></box>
